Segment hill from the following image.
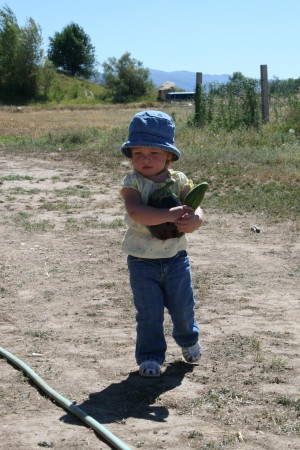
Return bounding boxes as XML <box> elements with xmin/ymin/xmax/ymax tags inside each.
<box><xmin>149</xmin><ymin>69</ymin><xmax>230</xmax><ymax>91</ymax></box>
<box><xmin>93</xmin><ymin>69</ymin><xmax>230</xmax><ymax>92</ymax></box>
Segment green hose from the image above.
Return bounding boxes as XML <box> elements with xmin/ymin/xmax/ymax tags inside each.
<box><xmin>0</xmin><ymin>346</ymin><xmax>131</xmax><ymax>450</ymax></box>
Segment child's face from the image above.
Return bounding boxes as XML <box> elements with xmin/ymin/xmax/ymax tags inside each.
<box><xmin>131</xmin><ymin>147</ymin><xmax>172</xmax><ymax>178</ymax></box>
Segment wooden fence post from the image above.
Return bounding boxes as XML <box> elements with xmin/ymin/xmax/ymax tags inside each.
<box><xmin>194</xmin><ymin>72</ymin><xmax>203</xmax><ymax>126</ymax></box>
<box><xmin>260</xmin><ymin>65</ymin><xmax>269</xmax><ymax>123</ymax></box>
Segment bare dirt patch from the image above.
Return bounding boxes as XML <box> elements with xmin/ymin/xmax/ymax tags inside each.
<box><xmin>0</xmin><ymin>153</ymin><xmax>299</xmax><ymax>450</ymax></box>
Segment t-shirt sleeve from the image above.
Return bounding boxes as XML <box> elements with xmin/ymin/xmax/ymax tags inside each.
<box><xmin>120</xmin><ymin>173</ymin><xmax>139</xmax><ymax>197</ymax></box>
<box><xmin>176</xmin><ymin>171</ymin><xmax>194</xmax><ymax>191</ymax></box>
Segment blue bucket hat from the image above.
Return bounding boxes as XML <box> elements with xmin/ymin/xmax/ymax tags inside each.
<box><xmin>121</xmin><ymin>110</ymin><xmax>181</xmax><ymax>161</ymax></box>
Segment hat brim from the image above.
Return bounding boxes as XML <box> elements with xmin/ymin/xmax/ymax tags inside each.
<box><xmin>120</xmin><ymin>141</ymin><xmax>180</xmax><ymax>161</ymax></box>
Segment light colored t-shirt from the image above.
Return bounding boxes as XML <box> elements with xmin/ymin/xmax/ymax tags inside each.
<box><xmin>121</xmin><ymin>169</ymin><xmax>193</xmax><ymax>259</ymax></box>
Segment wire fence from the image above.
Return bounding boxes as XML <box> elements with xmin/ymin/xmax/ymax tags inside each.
<box><xmin>191</xmin><ymin>75</ymin><xmax>300</xmax><ymax>132</ymax></box>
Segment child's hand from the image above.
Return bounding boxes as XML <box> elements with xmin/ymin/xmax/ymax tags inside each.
<box><xmin>169</xmin><ymin>205</ymin><xmax>194</xmax><ymax>222</ymax></box>
<box><xmin>175</xmin><ymin>207</ymin><xmax>204</xmax><ymax>233</ymax></box>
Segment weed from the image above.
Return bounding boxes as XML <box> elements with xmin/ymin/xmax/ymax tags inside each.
<box><xmin>100</xmin><ymin>282</ymin><xmax>116</xmax><ymax>289</ymax></box>
<box><xmin>65</xmin><ymin>217</ymin><xmax>78</xmax><ymax>229</ymax></box>
<box><xmin>198</xmin><ymin>435</ymin><xmax>236</xmax><ymax>449</ymax></box>
<box><xmin>54</xmin><ymin>186</ymin><xmax>91</xmax><ymax>198</ymax></box>
<box><xmin>0</xmin><ymin>263</ymin><xmax>6</xmax><ymax>281</ymax></box>
<box><xmin>100</xmin><ymin>218</ymin><xmax>124</xmax><ymax>229</ymax></box>
<box><xmin>0</xmin><ymin>174</ymin><xmax>33</xmax><ymax>181</ymax></box>
<box><xmin>268</xmin><ymin>357</ymin><xmax>288</xmax><ymax>371</ymax></box>
<box><xmin>219</xmin><ymin>334</ymin><xmax>253</xmax><ymax>360</ymax></box>
<box><xmin>24</xmin><ymin>330</ymin><xmax>50</xmax><ymax>339</ymax></box>
<box><xmin>192</xmin><ymin>74</ymin><xmax>261</xmax><ymax>130</ymax></box>
<box><xmin>188</xmin><ymin>430</ymin><xmax>203</xmax><ymax>439</ymax></box>
<box><xmin>37</xmin><ymin>441</ymin><xmax>54</xmax><ymax>448</ymax></box>
<box><xmin>243</xmin><ymin>377</ymin><xmax>257</xmax><ymax>386</ymax></box>
<box><xmin>277</xmin><ymin>396</ymin><xmax>300</xmax><ymax>412</ymax></box>
<box><xmin>251</xmin><ymin>337</ymin><xmax>263</xmax><ymax>362</ymax></box>
<box><xmin>39</xmin><ymin>201</ymin><xmax>74</xmax><ymax>211</ymax></box>
<box><xmin>189</xmin><ymin>374</ymin><xmax>210</xmax><ymax>384</ymax></box>
<box><xmin>269</xmin><ymin>376</ymin><xmax>286</xmax><ymax>384</ymax></box>
<box><xmin>12</xmin><ymin>212</ymin><xmax>54</xmax><ymax>232</ymax></box>
<box><xmin>281</xmin><ymin>422</ymin><xmax>300</xmax><ymax>434</ymax></box>
<box><xmin>9</xmin><ymin>187</ymin><xmax>41</xmax><ymax>195</ymax></box>
<box><xmin>43</xmin><ymin>290</ymin><xmax>54</xmax><ymax>301</ymax></box>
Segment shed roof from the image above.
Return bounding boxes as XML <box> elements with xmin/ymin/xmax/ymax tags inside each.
<box><xmin>158</xmin><ymin>81</ymin><xmax>176</xmax><ymax>91</ymax></box>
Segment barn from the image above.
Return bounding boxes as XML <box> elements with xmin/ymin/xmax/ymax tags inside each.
<box><xmin>158</xmin><ymin>81</ymin><xmax>176</xmax><ymax>101</ymax></box>
<box><xmin>166</xmin><ymin>91</ymin><xmax>195</xmax><ymax>102</ymax></box>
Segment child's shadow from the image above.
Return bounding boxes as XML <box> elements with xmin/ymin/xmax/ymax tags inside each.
<box><xmin>60</xmin><ymin>361</ymin><xmax>194</xmax><ymax>425</ymax></box>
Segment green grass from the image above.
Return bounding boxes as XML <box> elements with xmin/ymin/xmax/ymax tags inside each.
<box><xmin>1</xmin><ymin>107</ymin><xmax>299</xmax><ymax>221</ymax></box>
<box><xmin>54</xmin><ymin>186</ymin><xmax>91</xmax><ymax>198</ymax></box>
<box><xmin>174</xmin><ymin>124</ymin><xmax>300</xmax><ymax>220</ymax></box>
<box><xmin>0</xmin><ymin>174</ymin><xmax>34</xmax><ymax>181</ymax></box>
<box><xmin>12</xmin><ymin>212</ymin><xmax>54</xmax><ymax>232</ymax></box>
<box><xmin>206</xmin><ymin>182</ymin><xmax>299</xmax><ymax>219</ymax></box>
<box><xmin>38</xmin><ymin>72</ymin><xmax>108</xmax><ymax>106</ymax></box>
<box><xmin>277</xmin><ymin>396</ymin><xmax>300</xmax><ymax>411</ymax></box>
<box><xmin>39</xmin><ymin>201</ymin><xmax>76</xmax><ymax>211</ymax></box>
<box><xmin>268</xmin><ymin>357</ymin><xmax>288</xmax><ymax>372</ymax></box>
<box><xmin>8</xmin><ymin>187</ymin><xmax>41</xmax><ymax>195</ymax></box>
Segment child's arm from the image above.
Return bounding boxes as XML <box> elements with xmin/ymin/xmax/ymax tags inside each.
<box><xmin>123</xmin><ymin>187</ymin><xmax>193</xmax><ymax>226</ymax></box>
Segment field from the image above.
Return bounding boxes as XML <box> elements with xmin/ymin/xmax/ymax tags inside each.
<box><xmin>0</xmin><ymin>106</ymin><xmax>299</xmax><ymax>450</ymax></box>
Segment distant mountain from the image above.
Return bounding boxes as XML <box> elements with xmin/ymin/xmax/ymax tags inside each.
<box><xmin>149</xmin><ymin>69</ymin><xmax>230</xmax><ymax>91</ymax></box>
<box><xmin>92</xmin><ymin>69</ymin><xmax>230</xmax><ymax>92</ymax></box>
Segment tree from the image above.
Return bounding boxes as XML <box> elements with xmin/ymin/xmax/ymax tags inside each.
<box><xmin>39</xmin><ymin>59</ymin><xmax>56</xmax><ymax>99</ymax></box>
<box><xmin>0</xmin><ymin>5</ymin><xmax>43</xmax><ymax>102</ymax></box>
<box><xmin>102</xmin><ymin>52</ymin><xmax>154</xmax><ymax>103</ymax></box>
<box><xmin>48</xmin><ymin>23</ymin><xmax>97</xmax><ymax>78</ymax></box>
<box><xmin>269</xmin><ymin>76</ymin><xmax>300</xmax><ymax>97</ymax></box>
<box><xmin>0</xmin><ymin>6</ymin><xmax>17</xmax><ymax>99</ymax></box>
<box><xmin>14</xmin><ymin>17</ymin><xmax>43</xmax><ymax>99</ymax></box>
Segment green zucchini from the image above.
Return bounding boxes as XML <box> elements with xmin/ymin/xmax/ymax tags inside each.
<box><xmin>147</xmin><ymin>180</ymin><xmax>209</xmax><ymax>240</ymax></box>
<box><xmin>147</xmin><ymin>182</ymin><xmax>183</xmax><ymax>240</ymax></box>
<box><xmin>184</xmin><ymin>182</ymin><xmax>209</xmax><ymax>210</ymax></box>
<box><xmin>148</xmin><ymin>180</ymin><xmax>174</xmax><ymax>203</ymax></box>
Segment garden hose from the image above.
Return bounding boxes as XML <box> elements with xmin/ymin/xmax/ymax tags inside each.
<box><xmin>0</xmin><ymin>346</ymin><xmax>131</xmax><ymax>450</ymax></box>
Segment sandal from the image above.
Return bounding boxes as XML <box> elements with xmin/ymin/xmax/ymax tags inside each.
<box><xmin>139</xmin><ymin>360</ymin><xmax>161</xmax><ymax>377</ymax></box>
<box><xmin>182</xmin><ymin>342</ymin><xmax>201</xmax><ymax>363</ymax></box>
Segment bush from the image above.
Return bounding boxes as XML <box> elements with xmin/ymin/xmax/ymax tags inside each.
<box><xmin>192</xmin><ymin>72</ymin><xmax>261</xmax><ymax>131</ymax></box>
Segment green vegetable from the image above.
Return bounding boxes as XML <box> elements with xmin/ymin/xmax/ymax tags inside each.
<box><xmin>147</xmin><ymin>182</ymin><xmax>183</xmax><ymax>240</ymax></box>
<box><xmin>147</xmin><ymin>180</ymin><xmax>209</xmax><ymax>240</ymax></box>
<box><xmin>184</xmin><ymin>182</ymin><xmax>209</xmax><ymax>210</ymax></box>
<box><xmin>147</xmin><ymin>181</ymin><xmax>174</xmax><ymax>204</ymax></box>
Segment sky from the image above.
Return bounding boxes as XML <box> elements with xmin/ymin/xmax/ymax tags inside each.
<box><xmin>2</xmin><ymin>0</ymin><xmax>299</xmax><ymax>80</ymax></box>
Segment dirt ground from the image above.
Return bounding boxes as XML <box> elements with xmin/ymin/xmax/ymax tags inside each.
<box><xmin>0</xmin><ymin>152</ymin><xmax>299</xmax><ymax>450</ymax></box>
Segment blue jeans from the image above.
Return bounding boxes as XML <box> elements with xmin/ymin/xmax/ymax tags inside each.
<box><xmin>127</xmin><ymin>250</ymin><xmax>199</xmax><ymax>365</ymax></box>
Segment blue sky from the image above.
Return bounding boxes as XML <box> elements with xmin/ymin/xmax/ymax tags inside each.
<box><xmin>2</xmin><ymin>0</ymin><xmax>299</xmax><ymax>79</ymax></box>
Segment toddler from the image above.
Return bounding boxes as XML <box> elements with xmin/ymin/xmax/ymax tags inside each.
<box><xmin>120</xmin><ymin>110</ymin><xmax>204</xmax><ymax>377</ymax></box>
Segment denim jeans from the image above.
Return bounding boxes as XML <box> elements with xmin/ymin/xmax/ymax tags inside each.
<box><xmin>127</xmin><ymin>250</ymin><xmax>199</xmax><ymax>365</ymax></box>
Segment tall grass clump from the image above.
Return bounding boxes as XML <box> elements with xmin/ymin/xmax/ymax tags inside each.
<box><xmin>284</xmin><ymin>98</ymin><xmax>300</xmax><ymax>133</ymax></box>
<box><xmin>190</xmin><ymin>73</ymin><xmax>261</xmax><ymax>131</ymax></box>
<box><xmin>176</xmin><ymin>119</ymin><xmax>300</xmax><ymax>220</ymax></box>
<box><xmin>271</xmin><ymin>97</ymin><xmax>300</xmax><ymax>134</ymax></box>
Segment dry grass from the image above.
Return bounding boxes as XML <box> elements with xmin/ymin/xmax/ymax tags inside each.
<box><xmin>0</xmin><ymin>104</ymin><xmax>193</xmax><ymax>137</ymax></box>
